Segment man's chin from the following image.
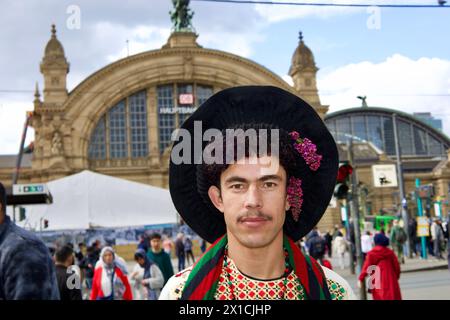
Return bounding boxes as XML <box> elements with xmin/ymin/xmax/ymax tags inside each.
<box><xmin>234</xmin><ymin>234</ymin><xmax>276</xmax><ymax>249</ymax></box>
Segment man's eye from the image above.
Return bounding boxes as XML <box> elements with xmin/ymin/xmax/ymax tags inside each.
<box><xmin>263</xmin><ymin>182</ymin><xmax>277</xmax><ymax>188</ymax></box>
<box><xmin>231</xmin><ymin>184</ymin><xmax>244</xmax><ymax>190</ymax></box>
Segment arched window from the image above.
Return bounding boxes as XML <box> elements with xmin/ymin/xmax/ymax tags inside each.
<box><xmin>88</xmin><ymin>90</ymin><xmax>148</xmax><ymax>160</ymax></box>
<box><xmin>157</xmin><ymin>83</ymin><xmax>213</xmax><ymax>154</ymax></box>
<box><xmin>88</xmin><ymin>84</ymin><xmax>214</xmax><ymax>162</ymax></box>
<box><xmin>325</xmin><ymin>111</ymin><xmax>449</xmax><ymax>158</ymax></box>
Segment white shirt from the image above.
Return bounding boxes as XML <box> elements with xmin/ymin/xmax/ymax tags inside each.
<box><xmin>361</xmin><ymin>234</ymin><xmax>373</xmax><ymax>253</ymax></box>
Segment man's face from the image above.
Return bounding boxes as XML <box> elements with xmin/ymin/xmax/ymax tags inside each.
<box><xmin>208</xmin><ymin>155</ymin><xmax>290</xmax><ymax>249</ymax></box>
<box><xmin>150</xmin><ymin>238</ymin><xmax>162</xmax><ymax>252</ymax></box>
<box><xmin>137</xmin><ymin>257</ymin><xmax>145</xmax><ymax>267</ymax></box>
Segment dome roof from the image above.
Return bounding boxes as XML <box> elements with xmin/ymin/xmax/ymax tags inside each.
<box><xmin>289</xmin><ymin>32</ymin><xmax>317</xmax><ymax>75</ymax></box>
<box><xmin>44</xmin><ymin>25</ymin><xmax>66</xmax><ymax>58</ymax></box>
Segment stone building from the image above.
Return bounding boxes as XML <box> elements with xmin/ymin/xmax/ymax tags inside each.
<box><xmin>1</xmin><ymin>4</ymin><xmax>448</xmax><ymax>233</ymax></box>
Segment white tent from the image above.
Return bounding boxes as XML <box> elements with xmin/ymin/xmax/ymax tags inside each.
<box><xmin>9</xmin><ymin>170</ymin><xmax>179</xmax><ymax>231</ymax></box>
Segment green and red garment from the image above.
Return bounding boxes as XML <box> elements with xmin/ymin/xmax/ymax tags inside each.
<box><xmin>180</xmin><ymin>234</ymin><xmax>331</xmax><ymax>300</ymax></box>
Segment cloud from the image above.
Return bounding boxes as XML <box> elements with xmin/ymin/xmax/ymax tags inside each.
<box><xmin>0</xmin><ymin>101</ymin><xmax>35</xmax><ymax>155</ymax></box>
<box><xmin>254</xmin><ymin>0</ymin><xmax>431</xmax><ymax>23</ymax></box>
<box><xmin>316</xmin><ymin>54</ymin><xmax>450</xmax><ymax>136</ymax></box>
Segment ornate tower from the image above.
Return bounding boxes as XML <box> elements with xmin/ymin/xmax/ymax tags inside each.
<box><xmin>289</xmin><ymin>32</ymin><xmax>328</xmax><ymax>118</ymax></box>
<box><xmin>40</xmin><ymin>24</ymin><xmax>70</xmax><ymax>106</ymax></box>
<box><xmin>31</xmin><ymin>24</ymin><xmax>71</xmax><ymax>180</ymax></box>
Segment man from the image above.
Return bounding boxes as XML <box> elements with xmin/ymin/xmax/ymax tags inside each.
<box><xmin>54</xmin><ymin>245</ymin><xmax>82</xmax><ymax>300</ymax></box>
<box><xmin>324</xmin><ymin>230</ymin><xmax>333</xmax><ymax>258</ymax></box>
<box><xmin>174</xmin><ymin>233</ymin><xmax>185</xmax><ymax>272</ymax></box>
<box><xmin>137</xmin><ymin>234</ymin><xmax>149</xmax><ymax>252</ymax></box>
<box><xmin>184</xmin><ymin>235</ymin><xmax>195</xmax><ymax>266</ymax></box>
<box><xmin>160</xmin><ymin>86</ymin><xmax>355</xmax><ymax>300</ymax></box>
<box><xmin>360</xmin><ymin>231</ymin><xmax>373</xmax><ymax>262</ymax></box>
<box><xmin>390</xmin><ymin>220</ymin><xmax>407</xmax><ymax>264</ymax></box>
<box><xmin>0</xmin><ymin>182</ymin><xmax>60</xmax><ymax>299</ymax></box>
<box><xmin>408</xmin><ymin>218</ymin><xmax>418</xmax><ymax>257</ymax></box>
<box><xmin>306</xmin><ymin>228</ymin><xmax>327</xmax><ymax>261</ymax></box>
<box><xmin>430</xmin><ymin>218</ymin><xmax>444</xmax><ymax>260</ymax></box>
<box><xmin>146</xmin><ymin>232</ymin><xmax>174</xmax><ymax>285</ymax></box>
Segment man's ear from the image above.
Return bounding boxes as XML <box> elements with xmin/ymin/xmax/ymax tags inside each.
<box><xmin>208</xmin><ymin>185</ymin><xmax>224</xmax><ymax>213</ymax></box>
<box><xmin>285</xmin><ymin>194</ymin><xmax>291</xmax><ymax>211</ymax></box>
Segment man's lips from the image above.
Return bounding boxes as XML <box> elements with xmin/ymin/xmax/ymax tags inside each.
<box><xmin>239</xmin><ymin>216</ymin><xmax>270</xmax><ymax>227</ymax></box>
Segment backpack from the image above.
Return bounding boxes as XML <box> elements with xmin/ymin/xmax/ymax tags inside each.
<box><xmin>395</xmin><ymin>227</ymin><xmax>406</xmax><ymax>244</ymax></box>
<box><xmin>312</xmin><ymin>237</ymin><xmax>326</xmax><ymax>256</ymax></box>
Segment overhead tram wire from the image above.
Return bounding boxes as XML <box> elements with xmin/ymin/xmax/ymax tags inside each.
<box><xmin>192</xmin><ymin>0</ymin><xmax>450</xmax><ymax>8</ymax></box>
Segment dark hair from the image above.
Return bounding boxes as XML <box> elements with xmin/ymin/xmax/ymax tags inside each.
<box><xmin>0</xmin><ymin>182</ymin><xmax>6</xmax><ymax>215</ymax></box>
<box><xmin>149</xmin><ymin>232</ymin><xmax>162</xmax><ymax>240</ymax></box>
<box><xmin>55</xmin><ymin>245</ymin><xmax>74</xmax><ymax>263</ymax></box>
<box><xmin>134</xmin><ymin>252</ymin><xmax>145</xmax><ymax>261</ymax></box>
<box><xmin>197</xmin><ymin>123</ymin><xmax>308</xmax><ymax>205</ymax></box>
<box><xmin>66</xmin><ymin>242</ymin><xmax>74</xmax><ymax>249</ymax></box>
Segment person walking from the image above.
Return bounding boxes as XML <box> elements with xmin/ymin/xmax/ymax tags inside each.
<box><xmin>446</xmin><ymin>215</ymin><xmax>450</xmax><ymax>273</ymax></box>
<box><xmin>358</xmin><ymin>233</ymin><xmax>402</xmax><ymax>300</ymax></box>
<box><xmin>306</xmin><ymin>228</ymin><xmax>327</xmax><ymax>261</ymax></box>
<box><xmin>408</xmin><ymin>218</ymin><xmax>418</xmax><ymax>257</ymax></box>
<box><xmin>0</xmin><ymin>182</ymin><xmax>60</xmax><ymax>300</ymax></box>
<box><xmin>83</xmin><ymin>245</ymin><xmax>98</xmax><ymax>290</ymax></box>
<box><xmin>431</xmin><ymin>218</ymin><xmax>445</xmax><ymax>260</ymax></box>
<box><xmin>54</xmin><ymin>245</ymin><xmax>82</xmax><ymax>300</ymax></box>
<box><xmin>90</xmin><ymin>247</ymin><xmax>132</xmax><ymax>300</ymax></box>
<box><xmin>333</xmin><ymin>234</ymin><xmax>348</xmax><ymax>270</ymax></box>
<box><xmin>361</xmin><ymin>231</ymin><xmax>373</xmax><ymax>262</ymax></box>
<box><xmin>184</xmin><ymin>235</ymin><xmax>195</xmax><ymax>266</ymax></box>
<box><xmin>147</xmin><ymin>233</ymin><xmax>174</xmax><ymax>285</ymax></box>
<box><xmin>134</xmin><ymin>249</ymin><xmax>164</xmax><ymax>300</ymax></box>
<box><xmin>162</xmin><ymin>234</ymin><xmax>174</xmax><ymax>255</ymax></box>
<box><xmin>175</xmin><ymin>233</ymin><xmax>185</xmax><ymax>272</ymax></box>
<box><xmin>390</xmin><ymin>220</ymin><xmax>407</xmax><ymax>264</ymax></box>
<box><xmin>137</xmin><ymin>234</ymin><xmax>149</xmax><ymax>252</ymax></box>
<box><xmin>324</xmin><ymin>231</ymin><xmax>333</xmax><ymax>258</ymax></box>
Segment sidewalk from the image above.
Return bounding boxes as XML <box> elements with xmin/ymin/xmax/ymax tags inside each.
<box><xmin>328</xmin><ymin>253</ymin><xmax>448</xmax><ymax>277</ymax></box>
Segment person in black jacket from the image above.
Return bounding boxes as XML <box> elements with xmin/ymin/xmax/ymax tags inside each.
<box><xmin>0</xmin><ymin>182</ymin><xmax>60</xmax><ymax>300</ymax></box>
<box><xmin>55</xmin><ymin>245</ymin><xmax>82</xmax><ymax>300</ymax></box>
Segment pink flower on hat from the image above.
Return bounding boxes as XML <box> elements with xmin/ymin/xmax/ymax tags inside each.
<box><xmin>289</xmin><ymin>131</ymin><xmax>322</xmax><ymax>171</ymax></box>
<box><xmin>287</xmin><ymin>177</ymin><xmax>303</xmax><ymax>222</ymax></box>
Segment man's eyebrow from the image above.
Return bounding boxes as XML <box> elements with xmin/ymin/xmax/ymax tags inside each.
<box><xmin>224</xmin><ymin>176</ymin><xmax>248</xmax><ymax>185</ymax></box>
<box><xmin>258</xmin><ymin>175</ymin><xmax>282</xmax><ymax>182</ymax></box>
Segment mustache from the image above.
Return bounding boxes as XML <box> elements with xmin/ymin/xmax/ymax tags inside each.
<box><xmin>237</xmin><ymin>211</ymin><xmax>273</xmax><ymax>223</ymax></box>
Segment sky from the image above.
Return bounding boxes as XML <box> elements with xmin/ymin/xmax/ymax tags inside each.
<box><xmin>0</xmin><ymin>0</ymin><xmax>449</xmax><ymax>155</ymax></box>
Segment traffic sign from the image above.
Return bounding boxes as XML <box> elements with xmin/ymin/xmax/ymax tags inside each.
<box><xmin>13</xmin><ymin>184</ymin><xmax>48</xmax><ymax>195</ymax></box>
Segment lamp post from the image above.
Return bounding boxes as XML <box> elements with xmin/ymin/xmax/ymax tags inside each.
<box><xmin>347</xmin><ymin>139</ymin><xmax>367</xmax><ymax>300</ymax></box>
<box><xmin>392</xmin><ymin>113</ymin><xmax>411</xmax><ymax>258</ymax></box>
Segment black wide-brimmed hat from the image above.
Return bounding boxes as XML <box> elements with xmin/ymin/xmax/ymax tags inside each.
<box><xmin>169</xmin><ymin>86</ymin><xmax>338</xmax><ymax>243</ymax></box>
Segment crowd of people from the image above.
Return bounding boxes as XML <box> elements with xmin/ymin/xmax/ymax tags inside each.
<box><xmin>45</xmin><ymin>231</ymin><xmax>205</xmax><ymax>300</ymax></box>
<box><xmin>298</xmin><ymin>216</ymin><xmax>450</xmax><ymax>300</ymax></box>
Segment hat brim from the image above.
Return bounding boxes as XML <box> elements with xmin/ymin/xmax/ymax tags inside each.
<box><xmin>169</xmin><ymin>86</ymin><xmax>338</xmax><ymax>243</ymax></box>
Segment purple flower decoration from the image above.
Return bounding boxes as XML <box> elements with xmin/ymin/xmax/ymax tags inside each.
<box><xmin>289</xmin><ymin>131</ymin><xmax>322</xmax><ymax>171</ymax></box>
<box><xmin>287</xmin><ymin>177</ymin><xmax>303</xmax><ymax>222</ymax></box>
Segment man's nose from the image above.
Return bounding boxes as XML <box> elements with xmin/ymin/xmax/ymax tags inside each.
<box><xmin>244</xmin><ymin>185</ymin><xmax>262</xmax><ymax>209</ymax></box>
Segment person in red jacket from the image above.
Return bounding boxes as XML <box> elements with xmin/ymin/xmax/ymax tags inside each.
<box><xmin>358</xmin><ymin>233</ymin><xmax>402</xmax><ymax>300</ymax></box>
<box><xmin>90</xmin><ymin>246</ymin><xmax>132</xmax><ymax>300</ymax></box>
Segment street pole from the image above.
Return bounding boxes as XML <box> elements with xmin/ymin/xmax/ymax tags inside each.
<box><xmin>347</xmin><ymin>139</ymin><xmax>366</xmax><ymax>300</ymax></box>
<box><xmin>392</xmin><ymin>113</ymin><xmax>411</xmax><ymax>258</ymax></box>
<box><xmin>343</xmin><ymin>199</ymin><xmax>355</xmax><ymax>274</ymax></box>
<box><xmin>12</xmin><ymin>112</ymin><xmax>32</xmax><ymax>223</ymax></box>
<box><xmin>415</xmin><ymin>178</ymin><xmax>427</xmax><ymax>259</ymax></box>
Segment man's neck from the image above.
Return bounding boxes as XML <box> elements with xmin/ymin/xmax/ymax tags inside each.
<box><xmin>227</xmin><ymin>232</ymin><xmax>285</xmax><ymax>280</ymax></box>
<box><xmin>152</xmin><ymin>248</ymin><xmax>162</xmax><ymax>254</ymax></box>
<box><xmin>0</xmin><ymin>213</ymin><xmax>4</xmax><ymax>225</ymax></box>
